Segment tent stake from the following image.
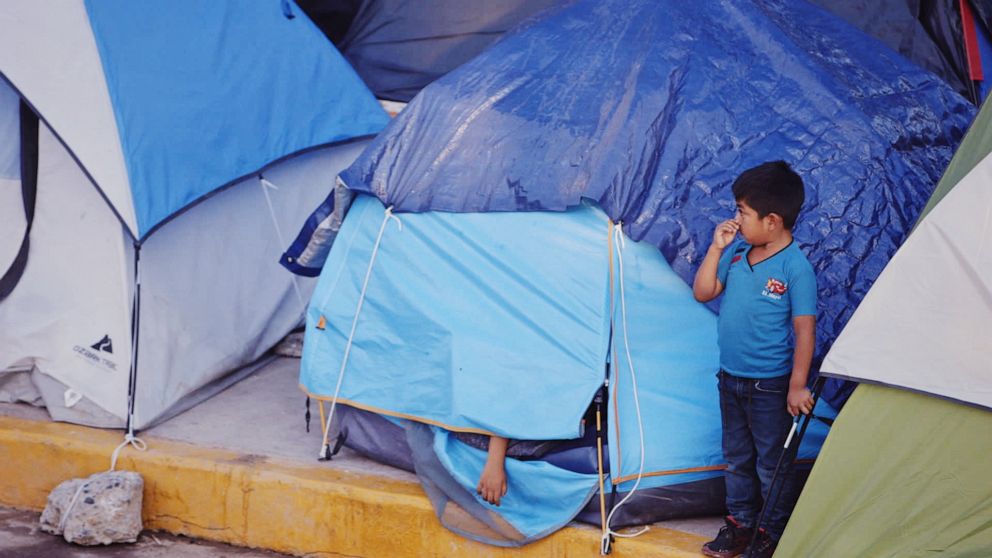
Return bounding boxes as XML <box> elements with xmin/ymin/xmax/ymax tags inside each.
<box><xmin>595</xmin><ymin>382</ymin><xmax>613</xmax><ymax>554</ymax></box>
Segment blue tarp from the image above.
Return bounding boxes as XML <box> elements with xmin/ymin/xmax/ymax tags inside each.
<box><xmin>84</xmin><ymin>0</ymin><xmax>389</xmax><ymax>238</ymax></box>
<box><xmin>324</xmin><ymin>0</ymin><xmax>974</xmax><ymax>406</ymax></box>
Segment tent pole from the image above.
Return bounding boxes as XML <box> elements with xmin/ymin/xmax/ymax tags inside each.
<box><xmin>107</xmin><ymin>242</ymin><xmax>149</xmax><ymax>472</ymax></box>
<box><xmin>125</xmin><ymin>242</ymin><xmax>142</xmax><ymax>436</ymax></box>
<box><xmin>595</xmin><ymin>380</ymin><xmax>612</xmax><ymax>554</ymax></box>
<box><xmin>599</xmin><ymin>219</ymin><xmax>615</xmax><ymax>554</ymax></box>
<box><xmin>746</xmin><ymin>375</ymin><xmax>826</xmax><ymax>554</ymax></box>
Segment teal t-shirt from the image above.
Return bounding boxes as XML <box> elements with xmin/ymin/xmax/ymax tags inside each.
<box><xmin>716</xmin><ymin>240</ymin><xmax>817</xmax><ymax>378</ymax></box>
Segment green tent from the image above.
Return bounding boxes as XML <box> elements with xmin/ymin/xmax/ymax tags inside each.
<box><xmin>776</xmin><ymin>100</ymin><xmax>992</xmax><ymax>556</ymax></box>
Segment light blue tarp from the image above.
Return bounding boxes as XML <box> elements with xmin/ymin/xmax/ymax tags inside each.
<box><xmin>303</xmin><ymin>195</ymin><xmax>728</xmax><ymax>540</ymax></box>
<box><xmin>605</xmin><ymin>231</ymin><xmax>722</xmax><ymax>491</ymax></box>
<box><xmin>423</xmin><ymin>426</ymin><xmax>598</xmax><ymax>545</ymax></box>
<box><xmin>604</xmin><ymin>236</ymin><xmax>837</xmax><ymax>493</ymax></box>
<box><xmin>302</xmin><ymin>195</ymin><xmax>611</xmax><ymax>440</ymax></box>
<box><xmin>84</xmin><ymin>0</ymin><xmax>389</xmax><ymax>238</ymax></box>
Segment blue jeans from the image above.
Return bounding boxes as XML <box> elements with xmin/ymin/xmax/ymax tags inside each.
<box><xmin>717</xmin><ymin>370</ymin><xmax>798</xmax><ymax>540</ymax></box>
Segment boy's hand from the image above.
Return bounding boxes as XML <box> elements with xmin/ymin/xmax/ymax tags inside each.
<box><xmin>787</xmin><ymin>386</ymin><xmax>814</xmax><ymax>417</ymax></box>
<box><xmin>477</xmin><ymin>460</ymin><xmax>507</xmax><ymax>506</ymax></box>
<box><xmin>712</xmin><ymin>219</ymin><xmax>740</xmax><ymax>250</ymax></box>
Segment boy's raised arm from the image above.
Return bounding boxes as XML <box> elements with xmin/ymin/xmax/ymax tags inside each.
<box><xmin>693</xmin><ymin>219</ymin><xmax>738</xmax><ymax>302</ymax></box>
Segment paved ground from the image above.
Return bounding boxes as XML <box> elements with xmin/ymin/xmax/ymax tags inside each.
<box><xmin>0</xmin><ymin>356</ymin><xmax>420</xmax><ymax>482</ymax></box>
<box><xmin>0</xmin><ymin>354</ymin><xmax>721</xmax><ymax>553</ymax></box>
<box><xmin>0</xmin><ymin>507</ymin><xmax>291</xmax><ymax>558</ymax></box>
<box><xmin>145</xmin><ymin>356</ymin><xmax>420</xmax><ymax>481</ymax></box>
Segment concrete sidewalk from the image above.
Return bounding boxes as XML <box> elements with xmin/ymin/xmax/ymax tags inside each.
<box><xmin>0</xmin><ymin>356</ymin><xmax>718</xmax><ymax>557</ymax></box>
<box><xmin>0</xmin><ymin>506</ymin><xmax>293</xmax><ymax>558</ymax></box>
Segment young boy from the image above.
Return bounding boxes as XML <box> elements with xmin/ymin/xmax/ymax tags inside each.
<box><xmin>692</xmin><ymin>161</ymin><xmax>817</xmax><ymax>558</ymax></box>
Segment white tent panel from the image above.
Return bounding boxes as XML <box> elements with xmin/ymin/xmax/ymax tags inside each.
<box><xmin>822</xmin><ymin>151</ymin><xmax>992</xmax><ymax>410</ymax></box>
<box><xmin>0</xmin><ymin>0</ymin><xmax>137</xmax><ymax>235</ymax></box>
<box><xmin>0</xmin><ymin>124</ymin><xmax>133</xmax><ymax>421</ymax></box>
<box><xmin>131</xmin><ymin>140</ymin><xmax>370</xmax><ymax>428</ymax></box>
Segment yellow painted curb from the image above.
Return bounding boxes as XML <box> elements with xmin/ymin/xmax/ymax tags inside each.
<box><xmin>0</xmin><ymin>415</ymin><xmax>706</xmax><ymax>557</ymax></box>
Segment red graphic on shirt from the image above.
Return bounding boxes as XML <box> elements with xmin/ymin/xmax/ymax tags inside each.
<box><xmin>731</xmin><ymin>255</ymin><xmax>742</xmax><ymax>264</ymax></box>
<box><xmin>765</xmin><ymin>278</ymin><xmax>787</xmax><ymax>295</ymax></box>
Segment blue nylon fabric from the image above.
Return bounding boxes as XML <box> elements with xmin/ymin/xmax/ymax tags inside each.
<box><xmin>0</xmin><ymin>80</ymin><xmax>18</xmax><ymax>180</ymax></box>
<box><xmin>301</xmin><ymin>195</ymin><xmax>610</xmax><ymax>440</ymax></box>
<box><xmin>335</xmin><ymin>0</ymin><xmax>975</xmax><ymax>404</ymax></box>
<box><xmin>332</xmin><ymin>0</ymin><xmax>565</xmax><ymax>102</ymax></box>
<box><xmin>978</xmin><ymin>18</ymin><xmax>992</xmax><ymax>102</ymax></box>
<box><xmin>281</xmin><ymin>191</ymin><xmax>338</xmax><ymax>277</ymax></box>
<box><xmin>83</xmin><ymin>0</ymin><xmax>389</xmax><ymax>238</ymax></box>
<box><xmin>431</xmin><ymin>427</ymin><xmax>599</xmax><ymax>542</ymax></box>
<box><xmin>797</xmin><ymin>397</ymin><xmax>837</xmax><ymax>461</ymax></box>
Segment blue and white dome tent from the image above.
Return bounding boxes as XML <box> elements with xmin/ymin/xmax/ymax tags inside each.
<box><xmin>0</xmin><ymin>0</ymin><xmax>389</xmax><ymax>430</ymax></box>
<box><xmin>284</xmin><ymin>0</ymin><xmax>974</xmax><ymax>546</ymax></box>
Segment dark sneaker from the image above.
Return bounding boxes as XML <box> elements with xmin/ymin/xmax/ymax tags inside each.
<box><xmin>742</xmin><ymin>528</ymin><xmax>777</xmax><ymax>558</ymax></box>
<box><xmin>702</xmin><ymin>515</ymin><xmax>752</xmax><ymax>558</ymax></box>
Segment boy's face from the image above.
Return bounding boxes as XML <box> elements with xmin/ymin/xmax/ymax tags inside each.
<box><xmin>734</xmin><ymin>199</ymin><xmax>776</xmax><ymax>245</ymax></box>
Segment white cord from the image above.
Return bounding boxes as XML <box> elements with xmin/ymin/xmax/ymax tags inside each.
<box><xmin>109</xmin><ymin>431</ymin><xmax>147</xmax><ymax>471</ymax></box>
<box><xmin>318</xmin><ymin>206</ymin><xmax>402</xmax><ymax>457</ymax></box>
<box><xmin>260</xmin><ymin>176</ymin><xmax>307</xmax><ymax>315</ymax></box>
<box><xmin>601</xmin><ymin>223</ymin><xmax>649</xmax><ymax>554</ymax></box>
<box><xmin>113</xmin><ymin>246</ymin><xmax>148</xmax><ymax>474</ymax></box>
<box><xmin>58</xmin><ymin>481</ymin><xmax>88</xmax><ymax>534</ymax></box>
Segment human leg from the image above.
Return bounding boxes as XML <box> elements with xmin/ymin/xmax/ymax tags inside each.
<box><xmin>703</xmin><ymin>371</ymin><xmax>758</xmax><ymax>557</ymax></box>
<box><xmin>719</xmin><ymin>371</ymin><xmax>762</xmax><ymax>527</ymax></box>
<box><xmin>749</xmin><ymin>373</ymin><xmax>796</xmax><ymax>541</ymax></box>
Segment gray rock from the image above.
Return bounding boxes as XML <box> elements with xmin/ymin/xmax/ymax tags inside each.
<box><xmin>39</xmin><ymin>478</ymin><xmax>84</xmax><ymax>534</ymax></box>
<box><xmin>39</xmin><ymin>471</ymin><xmax>143</xmax><ymax>545</ymax></box>
<box><xmin>272</xmin><ymin>331</ymin><xmax>304</xmax><ymax>358</ymax></box>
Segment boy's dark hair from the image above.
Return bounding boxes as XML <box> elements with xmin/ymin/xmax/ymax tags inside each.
<box><xmin>731</xmin><ymin>161</ymin><xmax>804</xmax><ymax>229</ymax></box>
